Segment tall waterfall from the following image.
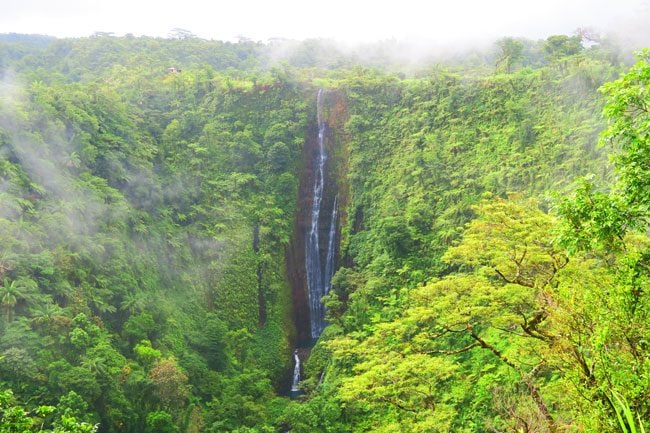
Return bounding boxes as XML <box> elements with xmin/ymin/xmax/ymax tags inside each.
<box><xmin>324</xmin><ymin>195</ymin><xmax>338</xmax><ymax>294</ymax></box>
<box><xmin>305</xmin><ymin>89</ymin><xmax>338</xmax><ymax>339</ymax></box>
<box><xmin>290</xmin><ymin>350</ymin><xmax>301</xmax><ymax>392</ymax></box>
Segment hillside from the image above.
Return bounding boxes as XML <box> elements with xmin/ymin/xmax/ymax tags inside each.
<box><xmin>0</xmin><ymin>35</ymin><xmax>647</xmax><ymax>433</ymax></box>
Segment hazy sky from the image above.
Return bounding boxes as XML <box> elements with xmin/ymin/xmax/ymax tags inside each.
<box><xmin>1</xmin><ymin>0</ymin><xmax>648</xmax><ymax>43</ymax></box>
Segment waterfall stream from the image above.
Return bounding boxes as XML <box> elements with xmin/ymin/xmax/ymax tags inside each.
<box><xmin>291</xmin><ymin>350</ymin><xmax>301</xmax><ymax>392</ymax></box>
<box><xmin>324</xmin><ymin>195</ymin><xmax>338</xmax><ymax>297</ymax></box>
<box><xmin>305</xmin><ymin>89</ymin><xmax>338</xmax><ymax>340</ymax></box>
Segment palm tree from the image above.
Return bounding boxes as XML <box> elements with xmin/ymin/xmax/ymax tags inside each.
<box><xmin>81</xmin><ymin>356</ymin><xmax>108</xmax><ymax>378</ymax></box>
<box><xmin>0</xmin><ymin>250</ymin><xmax>15</xmax><ymax>276</ymax></box>
<box><xmin>0</xmin><ymin>277</ymin><xmax>38</xmax><ymax>322</ymax></box>
<box><xmin>119</xmin><ymin>291</ymin><xmax>147</xmax><ymax>314</ymax></box>
<box><xmin>30</xmin><ymin>302</ymin><xmax>65</xmax><ymax>332</ymax></box>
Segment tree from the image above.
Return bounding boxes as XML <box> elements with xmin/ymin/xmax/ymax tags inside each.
<box><xmin>0</xmin><ymin>277</ymin><xmax>38</xmax><ymax>322</ymax></box>
<box><xmin>558</xmin><ymin>51</ymin><xmax>650</xmax><ymax>252</ymax></box>
<box><xmin>495</xmin><ymin>37</ymin><xmax>524</xmax><ymax>73</ymax></box>
<box><xmin>543</xmin><ymin>35</ymin><xmax>583</xmax><ymax>73</ymax></box>
<box><xmin>0</xmin><ymin>389</ymin><xmax>98</xmax><ymax>433</ymax></box>
<box><xmin>556</xmin><ymin>51</ymin><xmax>650</xmax><ymax>427</ymax></box>
<box><xmin>134</xmin><ymin>340</ymin><xmax>162</xmax><ymax>368</ymax></box>
<box><xmin>328</xmin><ymin>197</ymin><xmax>568</xmax><ymax>432</ymax></box>
<box><xmin>149</xmin><ymin>357</ymin><xmax>189</xmax><ymax>411</ymax></box>
<box><xmin>168</xmin><ymin>28</ymin><xmax>196</xmax><ymax>40</ymax></box>
<box><xmin>544</xmin><ymin>35</ymin><xmax>583</xmax><ymax>61</ymax></box>
<box><xmin>145</xmin><ymin>411</ymin><xmax>178</xmax><ymax>433</ymax></box>
<box><xmin>436</xmin><ymin>197</ymin><xmax>564</xmax><ymax>431</ymax></box>
<box><xmin>600</xmin><ymin>50</ymin><xmax>650</xmax><ymax>212</ymax></box>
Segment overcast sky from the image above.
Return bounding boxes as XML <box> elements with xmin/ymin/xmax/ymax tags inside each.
<box><xmin>1</xmin><ymin>0</ymin><xmax>648</xmax><ymax>44</ymax></box>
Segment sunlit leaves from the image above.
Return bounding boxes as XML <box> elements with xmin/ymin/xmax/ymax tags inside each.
<box><xmin>444</xmin><ymin>197</ymin><xmax>564</xmax><ymax>288</ymax></box>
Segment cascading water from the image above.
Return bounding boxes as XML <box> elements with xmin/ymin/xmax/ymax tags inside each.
<box><xmin>291</xmin><ymin>350</ymin><xmax>301</xmax><ymax>392</ymax></box>
<box><xmin>304</xmin><ymin>89</ymin><xmax>338</xmax><ymax>340</ymax></box>
<box><xmin>324</xmin><ymin>195</ymin><xmax>338</xmax><ymax>296</ymax></box>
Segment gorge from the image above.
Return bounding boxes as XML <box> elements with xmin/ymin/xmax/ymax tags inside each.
<box><xmin>0</xmin><ymin>33</ymin><xmax>646</xmax><ymax>433</ymax></box>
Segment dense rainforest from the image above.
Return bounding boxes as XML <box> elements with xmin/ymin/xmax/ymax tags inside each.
<box><xmin>0</xmin><ymin>33</ymin><xmax>647</xmax><ymax>433</ymax></box>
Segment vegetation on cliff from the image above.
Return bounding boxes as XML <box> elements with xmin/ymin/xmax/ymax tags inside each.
<box><xmin>0</xmin><ymin>34</ymin><xmax>647</xmax><ymax>432</ymax></box>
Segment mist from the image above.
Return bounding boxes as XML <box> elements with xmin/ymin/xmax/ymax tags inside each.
<box><xmin>0</xmin><ymin>72</ymin><xmax>236</xmax><ymax>300</ymax></box>
<box><xmin>1</xmin><ymin>0</ymin><xmax>648</xmax><ymax>48</ymax></box>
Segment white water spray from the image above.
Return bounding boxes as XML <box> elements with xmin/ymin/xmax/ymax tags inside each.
<box><xmin>291</xmin><ymin>350</ymin><xmax>301</xmax><ymax>392</ymax></box>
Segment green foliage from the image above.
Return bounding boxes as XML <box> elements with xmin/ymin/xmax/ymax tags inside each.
<box><xmin>495</xmin><ymin>37</ymin><xmax>524</xmax><ymax>73</ymax></box>
<box><xmin>133</xmin><ymin>340</ymin><xmax>162</xmax><ymax>367</ymax></box>
<box><xmin>0</xmin><ymin>389</ymin><xmax>98</xmax><ymax>433</ymax></box>
<box><xmin>553</xmin><ymin>50</ymin><xmax>650</xmax><ymax>431</ymax></box>
<box><xmin>0</xmin><ymin>32</ymin><xmax>645</xmax><ymax>433</ymax></box>
<box><xmin>612</xmin><ymin>391</ymin><xmax>647</xmax><ymax>433</ymax></box>
<box><xmin>600</xmin><ymin>49</ymin><xmax>650</xmax><ymax>211</ymax></box>
<box><xmin>313</xmin><ymin>48</ymin><xmax>647</xmax><ymax>433</ymax></box>
<box><xmin>327</xmin><ymin>198</ymin><xmax>564</xmax><ymax>431</ymax></box>
<box><xmin>544</xmin><ymin>35</ymin><xmax>583</xmax><ymax>61</ymax></box>
<box><xmin>145</xmin><ymin>411</ymin><xmax>178</xmax><ymax>433</ymax></box>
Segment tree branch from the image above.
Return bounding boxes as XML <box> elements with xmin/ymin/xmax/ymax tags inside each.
<box><xmin>466</xmin><ymin>323</ymin><xmax>557</xmax><ymax>432</ymax></box>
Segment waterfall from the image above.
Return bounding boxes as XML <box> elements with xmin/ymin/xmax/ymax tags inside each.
<box><xmin>291</xmin><ymin>350</ymin><xmax>301</xmax><ymax>392</ymax></box>
<box><xmin>305</xmin><ymin>89</ymin><xmax>338</xmax><ymax>340</ymax></box>
<box><xmin>289</xmin><ymin>89</ymin><xmax>338</xmax><ymax>395</ymax></box>
<box><xmin>324</xmin><ymin>195</ymin><xmax>338</xmax><ymax>296</ymax></box>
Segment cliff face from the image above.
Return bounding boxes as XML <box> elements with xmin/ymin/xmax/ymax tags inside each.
<box><xmin>287</xmin><ymin>119</ymin><xmax>317</xmax><ymax>345</ymax></box>
<box><xmin>287</xmin><ymin>90</ymin><xmax>349</xmax><ymax>345</ymax></box>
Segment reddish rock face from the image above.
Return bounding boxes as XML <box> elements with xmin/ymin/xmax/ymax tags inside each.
<box><xmin>286</xmin><ymin>123</ymin><xmax>316</xmax><ymax>344</ymax></box>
